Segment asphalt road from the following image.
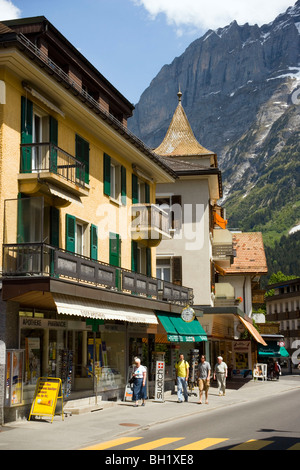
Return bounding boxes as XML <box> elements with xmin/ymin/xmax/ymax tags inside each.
<box><xmin>89</xmin><ymin>389</ymin><xmax>300</xmax><ymax>451</ymax></box>
<box><xmin>1</xmin><ymin>376</ymin><xmax>299</xmax><ymax>452</ymax></box>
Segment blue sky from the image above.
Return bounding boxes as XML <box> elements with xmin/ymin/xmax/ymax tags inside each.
<box><xmin>0</xmin><ymin>0</ymin><xmax>295</xmax><ymax>104</ymax></box>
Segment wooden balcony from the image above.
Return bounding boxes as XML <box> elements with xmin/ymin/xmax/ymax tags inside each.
<box><xmin>18</xmin><ymin>143</ymin><xmax>89</xmax><ymax>198</ymax></box>
<box><xmin>2</xmin><ymin>243</ymin><xmax>193</xmax><ymax>306</ymax></box>
<box><xmin>131</xmin><ymin>204</ymin><xmax>171</xmax><ymax>247</ymax></box>
<box><xmin>214</xmin><ymin>282</ymin><xmax>239</xmax><ymax>307</ymax></box>
<box><xmin>212</xmin><ymin>229</ymin><xmax>234</xmax><ymax>266</ymax></box>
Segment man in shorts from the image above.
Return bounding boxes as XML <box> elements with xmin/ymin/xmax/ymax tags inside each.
<box><xmin>198</xmin><ymin>355</ymin><xmax>211</xmax><ymax>404</ymax></box>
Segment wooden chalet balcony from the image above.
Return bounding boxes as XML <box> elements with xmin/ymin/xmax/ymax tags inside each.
<box><xmin>131</xmin><ymin>204</ymin><xmax>171</xmax><ymax>247</ymax></box>
<box><xmin>2</xmin><ymin>243</ymin><xmax>193</xmax><ymax>306</ymax></box>
<box><xmin>18</xmin><ymin>143</ymin><xmax>89</xmax><ymax>197</ymax></box>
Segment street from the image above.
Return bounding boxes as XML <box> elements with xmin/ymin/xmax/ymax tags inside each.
<box><xmin>83</xmin><ymin>388</ymin><xmax>300</xmax><ymax>451</ymax></box>
<box><xmin>0</xmin><ymin>375</ymin><xmax>299</xmax><ymax>451</ymax></box>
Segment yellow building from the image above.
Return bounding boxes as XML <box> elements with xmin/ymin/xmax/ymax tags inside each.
<box><xmin>0</xmin><ymin>17</ymin><xmax>195</xmax><ymax>421</ymax></box>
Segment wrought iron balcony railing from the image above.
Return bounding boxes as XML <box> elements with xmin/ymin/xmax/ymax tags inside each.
<box><xmin>2</xmin><ymin>243</ymin><xmax>193</xmax><ymax>306</ymax></box>
<box><xmin>20</xmin><ymin>142</ymin><xmax>86</xmax><ymax>189</ymax></box>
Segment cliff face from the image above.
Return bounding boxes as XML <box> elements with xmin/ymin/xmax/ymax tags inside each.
<box><xmin>129</xmin><ymin>2</ymin><xmax>300</xmax><ymax>246</ymax></box>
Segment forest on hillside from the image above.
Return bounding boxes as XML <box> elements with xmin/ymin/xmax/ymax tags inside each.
<box><xmin>262</xmin><ymin>231</ymin><xmax>300</xmax><ymax>287</ymax></box>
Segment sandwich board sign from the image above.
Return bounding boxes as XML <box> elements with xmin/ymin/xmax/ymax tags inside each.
<box><xmin>154</xmin><ymin>360</ymin><xmax>165</xmax><ymax>402</ymax></box>
<box><xmin>29</xmin><ymin>377</ymin><xmax>64</xmax><ymax>423</ymax></box>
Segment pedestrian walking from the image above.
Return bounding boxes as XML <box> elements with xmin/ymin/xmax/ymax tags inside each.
<box><xmin>214</xmin><ymin>356</ymin><xmax>228</xmax><ymax>396</ymax></box>
<box><xmin>132</xmin><ymin>357</ymin><xmax>147</xmax><ymax>407</ymax></box>
<box><xmin>198</xmin><ymin>355</ymin><xmax>211</xmax><ymax>404</ymax></box>
<box><xmin>175</xmin><ymin>353</ymin><xmax>189</xmax><ymax>403</ymax></box>
<box><xmin>274</xmin><ymin>360</ymin><xmax>281</xmax><ymax>380</ymax></box>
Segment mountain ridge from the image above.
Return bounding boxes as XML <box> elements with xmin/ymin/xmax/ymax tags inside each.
<box><xmin>128</xmin><ymin>1</ymin><xmax>300</xmax><ymax>258</ymax></box>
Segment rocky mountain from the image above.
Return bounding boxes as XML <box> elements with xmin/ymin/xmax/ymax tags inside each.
<box><xmin>129</xmin><ymin>1</ymin><xmax>300</xmax><ymax>257</ymax></box>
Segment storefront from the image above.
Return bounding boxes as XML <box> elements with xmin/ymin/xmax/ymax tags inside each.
<box><xmin>258</xmin><ymin>336</ymin><xmax>289</xmax><ymax>364</ymax></box>
<box><xmin>153</xmin><ymin>311</ymin><xmax>208</xmax><ymax>392</ymax></box>
<box><xmin>17</xmin><ymin>297</ymin><xmax>160</xmax><ymax>405</ymax></box>
<box><xmin>11</xmin><ymin>301</ymin><xmax>211</xmax><ymax>410</ymax></box>
<box><xmin>201</xmin><ymin>310</ymin><xmax>268</xmax><ymax>377</ymax></box>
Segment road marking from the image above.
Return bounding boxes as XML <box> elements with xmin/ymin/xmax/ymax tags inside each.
<box><xmin>82</xmin><ymin>437</ymin><xmax>143</xmax><ymax>450</ymax></box>
<box><xmin>230</xmin><ymin>439</ymin><xmax>273</xmax><ymax>450</ymax></box>
<box><xmin>128</xmin><ymin>438</ymin><xmax>184</xmax><ymax>450</ymax></box>
<box><xmin>176</xmin><ymin>438</ymin><xmax>229</xmax><ymax>450</ymax></box>
<box><xmin>82</xmin><ymin>436</ymin><xmax>300</xmax><ymax>451</ymax></box>
<box><xmin>288</xmin><ymin>443</ymin><xmax>300</xmax><ymax>450</ymax></box>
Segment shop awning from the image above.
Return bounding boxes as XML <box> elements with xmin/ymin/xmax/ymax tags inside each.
<box><xmin>237</xmin><ymin>315</ymin><xmax>267</xmax><ymax>346</ymax></box>
<box><xmin>156</xmin><ymin>312</ymin><xmax>207</xmax><ymax>343</ymax></box>
<box><xmin>258</xmin><ymin>342</ymin><xmax>290</xmax><ymax>358</ymax></box>
<box><xmin>53</xmin><ymin>294</ymin><xmax>158</xmax><ymax>324</ymax></box>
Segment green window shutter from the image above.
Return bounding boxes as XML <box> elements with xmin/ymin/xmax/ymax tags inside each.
<box><xmin>90</xmin><ymin>224</ymin><xmax>98</xmax><ymax>260</ymax></box>
<box><xmin>146</xmin><ymin>247</ymin><xmax>152</xmax><ymax>277</ymax></box>
<box><xmin>49</xmin><ymin>116</ymin><xmax>58</xmax><ymax>173</ymax></box>
<box><xmin>50</xmin><ymin>207</ymin><xmax>60</xmax><ymax>248</ymax></box>
<box><xmin>131</xmin><ymin>241</ymin><xmax>138</xmax><ymax>273</ymax></box>
<box><xmin>145</xmin><ymin>183</ymin><xmax>150</xmax><ymax>204</ymax></box>
<box><xmin>103</xmin><ymin>153</ymin><xmax>111</xmax><ymax>196</ymax></box>
<box><xmin>66</xmin><ymin>214</ymin><xmax>76</xmax><ymax>253</ymax></box>
<box><xmin>82</xmin><ymin>139</ymin><xmax>89</xmax><ymax>184</ymax></box>
<box><xmin>109</xmin><ymin>233</ymin><xmax>121</xmax><ymax>289</ymax></box>
<box><xmin>21</xmin><ymin>96</ymin><xmax>33</xmax><ymax>173</ymax></box>
<box><xmin>121</xmin><ymin>166</ymin><xmax>126</xmax><ymax>205</ymax></box>
<box><xmin>132</xmin><ymin>174</ymin><xmax>138</xmax><ymax>204</ymax></box>
<box><xmin>109</xmin><ymin>233</ymin><xmax>120</xmax><ymax>267</ymax></box>
<box><xmin>76</xmin><ymin>135</ymin><xmax>89</xmax><ymax>184</ymax></box>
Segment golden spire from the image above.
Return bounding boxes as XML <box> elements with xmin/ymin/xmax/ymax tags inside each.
<box><xmin>154</xmin><ymin>91</ymin><xmax>214</xmax><ymax>158</ymax></box>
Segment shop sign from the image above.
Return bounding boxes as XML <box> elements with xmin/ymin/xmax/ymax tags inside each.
<box><xmin>232</xmin><ymin>341</ymin><xmax>251</xmax><ymax>353</ymax></box>
<box><xmin>29</xmin><ymin>377</ymin><xmax>64</xmax><ymax>423</ymax></box>
<box><xmin>5</xmin><ymin>350</ymin><xmax>24</xmax><ymax>407</ymax></box>
<box><xmin>20</xmin><ymin>318</ymin><xmax>92</xmax><ymax>331</ymax></box>
<box><xmin>154</xmin><ymin>361</ymin><xmax>165</xmax><ymax>403</ymax></box>
<box><xmin>253</xmin><ymin>363</ymin><xmax>267</xmax><ymax>380</ymax></box>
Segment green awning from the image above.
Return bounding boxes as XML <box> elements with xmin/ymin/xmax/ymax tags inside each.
<box><xmin>258</xmin><ymin>342</ymin><xmax>289</xmax><ymax>358</ymax></box>
<box><xmin>156</xmin><ymin>312</ymin><xmax>207</xmax><ymax>343</ymax></box>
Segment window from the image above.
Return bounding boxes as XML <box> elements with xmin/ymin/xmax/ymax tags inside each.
<box><xmin>132</xmin><ymin>174</ymin><xmax>150</xmax><ymax>204</ymax></box>
<box><xmin>156</xmin><ymin>258</ymin><xmax>171</xmax><ymax>282</ymax></box>
<box><xmin>76</xmin><ymin>222</ymin><xmax>85</xmax><ymax>256</ymax></box>
<box><xmin>156</xmin><ymin>195</ymin><xmax>182</xmax><ymax>231</ymax></box>
<box><xmin>156</xmin><ymin>256</ymin><xmax>182</xmax><ymax>285</ymax></box>
<box><xmin>110</xmin><ymin>163</ymin><xmax>117</xmax><ymax>200</ymax></box>
<box><xmin>131</xmin><ymin>241</ymin><xmax>151</xmax><ymax>276</ymax></box>
<box><xmin>66</xmin><ymin>214</ymin><xmax>96</xmax><ymax>259</ymax></box>
<box><xmin>75</xmin><ymin>134</ymin><xmax>89</xmax><ymax>185</ymax></box>
<box><xmin>21</xmin><ymin>96</ymin><xmax>56</xmax><ymax>173</ymax></box>
<box><xmin>103</xmin><ymin>153</ymin><xmax>126</xmax><ymax>205</ymax></box>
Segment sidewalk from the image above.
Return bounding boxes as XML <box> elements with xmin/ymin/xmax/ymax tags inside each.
<box><xmin>0</xmin><ymin>375</ymin><xmax>299</xmax><ymax>450</ymax></box>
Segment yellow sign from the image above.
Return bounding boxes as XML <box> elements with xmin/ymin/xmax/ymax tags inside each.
<box><xmin>29</xmin><ymin>377</ymin><xmax>64</xmax><ymax>423</ymax></box>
